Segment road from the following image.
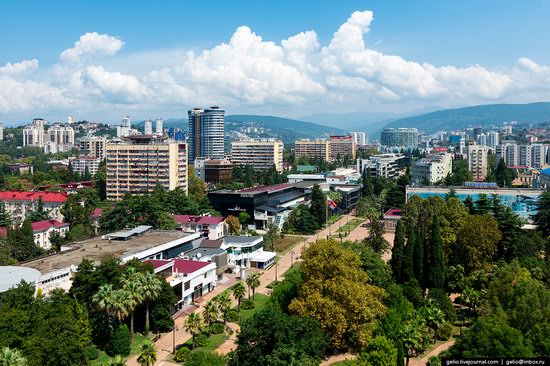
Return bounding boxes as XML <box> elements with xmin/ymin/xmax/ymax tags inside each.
<box><xmin>127</xmin><ymin>214</ymin><xmax>355</xmax><ymax>366</ymax></box>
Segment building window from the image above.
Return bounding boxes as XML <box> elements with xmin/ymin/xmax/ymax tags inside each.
<box><xmin>184</xmin><ymin>281</ymin><xmax>190</xmax><ymax>290</ymax></box>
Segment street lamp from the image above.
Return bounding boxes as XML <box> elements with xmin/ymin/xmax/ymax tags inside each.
<box><xmin>275</xmin><ymin>259</ymin><xmax>278</xmax><ymax>282</ymax></box>
<box><xmin>291</xmin><ymin>251</ymin><xmax>294</xmax><ymax>267</ymax></box>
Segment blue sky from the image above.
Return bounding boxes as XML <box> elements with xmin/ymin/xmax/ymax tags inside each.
<box><xmin>1</xmin><ymin>0</ymin><xmax>549</xmax><ymax>122</ymax></box>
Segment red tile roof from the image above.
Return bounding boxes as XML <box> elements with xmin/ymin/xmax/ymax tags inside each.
<box><xmin>173</xmin><ymin>215</ymin><xmax>224</xmax><ymax>225</ymax></box>
<box><xmin>173</xmin><ymin>259</ymin><xmax>211</xmax><ymax>274</ymax></box>
<box><xmin>384</xmin><ymin>208</ymin><xmax>402</xmax><ymax>218</ymax></box>
<box><xmin>0</xmin><ymin>191</ymin><xmax>68</xmax><ymax>203</ymax></box>
<box><xmin>90</xmin><ymin>207</ymin><xmax>103</xmax><ymax>219</ymax></box>
<box><xmin>0</xmin><ymin>220</ymin><xmax>68</xmax><ymax>237</ymax></box>
<box><xmin>143</xmin><ymin>258</ymin><xmax>211</xmax><ymax>274</ymax></box>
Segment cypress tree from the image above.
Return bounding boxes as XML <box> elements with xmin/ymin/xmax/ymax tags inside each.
<box><xmin>396</xmin><ymin>341</ymin><xmax>405</xmax><ymax>366</ymax></box>
<box><xmin>390</xmin><ymin>220</ymin><xmax>405</xmax><ymax>283</ymax></box>
<box><xmin>402</xmin><ymin>225</ymin><xmax>415</xmax><ymax>283</ymax></box>
<box><xmin>362</xmin><ymin>168</ymin><xmax>374</xmax><ymax>197</ymax></box>
<box><xmin>309</xmin><ymin>184</ymin><xmax>326</xmax><ymax>229</ymax></box>
<box><xmin>428</xmin><ymin>215</ymin><xmax>445</xmax><ymax>289</ymax></box>
<box><xmin>423</xmin><ymin>219</ymin><xmax>431</xmax><ymax>289</ymax></box>
<box><xmin>414</xmin><ymin>223</ymin><xmax>424</xmax><ymax>288</ymax></box>
<box><xmin>0</xmin><ymin>201</ymin><xmax>12</xmax><ymax>227</ymax></box>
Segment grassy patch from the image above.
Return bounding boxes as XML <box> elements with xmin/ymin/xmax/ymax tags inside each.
<box><xmin>336</xmin><ymin>218</ymin><xmax>365</xmax><ymax>233</ymax></box>
<box><xmin>181</xmin><ymin>332</ymin><xmax>229</xmax><ymax>353</ymax></box>
<box><xmin>236</xmin><ymin>293</ymin><xmax>271</xmax><ymax>322</ymax></box>
<box><xmin>327</xmin><ymin>215</ymin><xmax>342</xmax><ymax>225</ymax></box>
<box><xmin>90</xmin><ymin>333</ymin><xmax>149</xmax><ymax>366</ymax></box>
<box><xmin>273</xmin><ymin>235</ymin><xmax>305</xmax><ymax>253</ymax></box>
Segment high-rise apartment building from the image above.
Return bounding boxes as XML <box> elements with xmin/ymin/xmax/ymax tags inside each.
<box><xmin>105</xmin><ymin>135</ymin><xmax>188</xmax><ymax>201</ymax></box>
<box><xmin>46</xmin><ymin>125</ymin><xmax>75</xmax><ymax>148</ymax></box>
<box><xmin>380</xmin><ymin>128</ymin><xmax>419</xmax><ymax>148</ymax></box>
<box><xmin>520</xmin><ymin>144</ymin><xmax>547</xmax><ymax>169</ymax></box>
<box><xmin>117</xmin><ymin>116</ymin><xmax>132</xmax><ymax>137</ymax></box>
<box><xmin>23</xmin><ymin>118</ymin><xmax>46</xmax><ymax>147</ymax></box>
<box><xmin>79</xmin><ymin>137</ymin><xmax>107</xmax><ymax>160</ymax></box>
<box><xmin>71</xmin><ymin>156</ymin><xmax>101</xmax><ymax>176</ymax></box>
<box><xmin>294</xmin><ymin>140</ymin><xmax>330</xmax><ymax>162</ymax></box>
<box><xmin>356</xmin><ymin>153</ymin><xmax>407</xmax><ymax>179</ymax></box>
<box><xmin>496</xmin><ymin>143</ymin><xmax>519</xmax><ymax>166</ymax></box>
<box><xmin>412</xmin><ymin>153</ymin><xmax>452</xmax><ymax>185</ymax></box>
<box><xmin>329</xmin><ymin>135</ymin><xmax>356</xmax><ymax>161</ymax></box>
<box><xmin>350</xmin><ymin>131</ymin><xmax>367</xmax><ymax>146</ymax></box>
<box><xmin>155</xmin><ymin>118</ymin><xmax>163</xmax><ymax>135</ymax></box>
<box><xmin>188</xmin><ymin>106</ymin><xmax>225</xmax><ymax>161</ymax></box>
<box><xmin>144</xmin><ymin>119</ymin><xmax>153</xmax><ymax>135</ymax></box>
<box><xmin>231</xmin><ymin>139</ymin><xmax>284</xmax><ymax>172</ymax></box>
<box><xmin>487</xmin><ymin>131</ymin><xmax>499</xmax><ymax>150</ymax></box>
<box><xmin>468</xmin><ymin>144</ymin><xmax>489</xmax><ymax>181</ymax></box>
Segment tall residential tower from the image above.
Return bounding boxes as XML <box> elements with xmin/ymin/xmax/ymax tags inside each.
<box><xmin>188</xmin><ymin>106</ymin><xmax>225</xmax><ymax>161</ymax></box>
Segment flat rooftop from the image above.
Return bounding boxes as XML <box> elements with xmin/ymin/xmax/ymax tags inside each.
<box><xmin>21</xmin><ymin>231</ymin><xmax>192</xmax><ymax>274</ymax></box>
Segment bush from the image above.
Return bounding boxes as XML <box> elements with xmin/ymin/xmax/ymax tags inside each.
<box><xmin>429</xmin><ymin>288</ymin><xmax>457</xmax><ymax>323</ymax></box>
<box><xmin>195</xmin><ymin>333</ymin><xmax>209</xmax><ymax>347</ymax></box>
<box><xmin>84</xmin><ymin>346</ymin><xmax>99</xmax><ymax>360</ymax></box>
<box><xmin>438</xmin><ymin>322</ymin><xmax>453</xmax><ymax>341</ymax></box>
<box><xmin>107</xmin><ymin>324</ymin><xmax>131</xmax><ymax>357</ymax></box>
<box><xmin>401</xmin><ymin>280</ymin><xmax>424</xmax><ymax>307</ymax></box>
<box><xmin>174</xmin><ymin>346</ymin><xmax>190</xmax><ymax>362</ymax></box>
<box><xmin>427</xmin><ymin>355</ymin><xmax>441</xmax><ymax>366</ymax></box>
<box><xmin>185</xmin><ymin>350</ymin><xmax>227</xmax><ymax>366</ymax></box>
<box><xmin>226</xmin><ymin>309</ymin><xmax>239</xmax><ymax>322</ymax></box>
<box><xmin>241</xmin><ymin>299</ymin><xmax>255</xmax><ymax>310</ymax></box>
<box><xmin>211</xmin><ymin>322</ymin><xmax>225</xmax><ymax>334</ymax></box>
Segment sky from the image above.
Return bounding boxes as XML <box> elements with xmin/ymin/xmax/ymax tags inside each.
<box><xmin>1</xmin><ymin>0</ymin><xmax>550</xmax><ymax>124</ymax></box>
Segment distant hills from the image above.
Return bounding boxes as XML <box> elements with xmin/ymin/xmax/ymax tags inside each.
<box><xmin>379</xmin><ymin>102</ymin><xmax>550</xmax><ymax>134</ymax></box>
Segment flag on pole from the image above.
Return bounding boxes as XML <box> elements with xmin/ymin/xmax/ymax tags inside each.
<box><xmin>326</xmin><ymin>197</ymin><xmax>337</xmax><ymax>209</ymax></box>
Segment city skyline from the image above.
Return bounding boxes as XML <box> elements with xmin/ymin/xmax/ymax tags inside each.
<box><xmin>1</xmin><ymin>1</ymin><xmax>550</xmax><ymax>123</ymax></box>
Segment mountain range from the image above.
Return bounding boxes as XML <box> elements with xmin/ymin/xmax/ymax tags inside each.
<box><xmin>133</xmin><ymin>102</ymin><xmax>550</xmax><ymax>143</ymax></box>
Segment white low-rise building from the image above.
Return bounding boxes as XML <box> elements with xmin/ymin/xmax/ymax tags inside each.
<box><xmin>173</xmin><ymin>215</ymin><xmax>227</xmax><ymax>240</ymax></box>
<box><xmin>222</xmin><ymin>236</ymin><xmax>276</xmax><ymax>271</ymax></box>
<box><xmin>146</xmin><ymin>259</ymin><xmax>217</xmax><ymax>309</ymax></box>
<box><xmin>412</xmin><ymin>153</ymin><xmax>452</xmax><ymax>185</ymax></box>
<box><xmin>0</xmin><ymin>220</ymin><xmax>69</xmax><ymax>251</ymax></box>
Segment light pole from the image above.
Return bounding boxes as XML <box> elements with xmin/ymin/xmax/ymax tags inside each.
<box><xmin>275</xmin><ymin>259</ymin><xmax>278</xmax><ymax>282</ymax></box>
<box><xmin>172</xmin><ymin>322</ymin><xmax>177</xmax><ymax>354</ymax></box>
<box><xmin>291</xmin><ymin>251</ymin><xmax>294</xmax><ymax>267</ymax></box>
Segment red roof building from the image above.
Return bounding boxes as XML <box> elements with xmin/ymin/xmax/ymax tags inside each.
<box><xmin>172</xmin><ymin>215</ymin><xmax>227</xmax><ymax>240</ymax></box>
<box><xmin>0</xmin><ymin>191</ymin><xmax>68</xmax><ymax>224</ymax></box>
<box><xmin>0</xmin><ymin>191</ymin><xmax>68</xmax><ymax>203</ymax></box>
<box><xmin>0</xmin><ymin>220</ymin><xmax>69</xmax><ymax>251</ymax></box>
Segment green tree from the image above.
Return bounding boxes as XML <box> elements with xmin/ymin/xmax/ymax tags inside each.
<box><xmin>452</xmin><ymin>215</ymin><xmax>501</xmax><ymax>273</ymax></box>
<box><xmin>534</xmin><ymin>191</ymin><xmax>550</xmax><ymax>237</ymax></box>
<box><xmin>362</xmin><ymin>168</ymin><xmax>374</xmax><ymax>197</ymax></box>
<box><xmin>494</xmin><ymin>158</ymin><xmax>514</xmax><ymax>187</ymax></box>
<box><xmin>137</xmin><ymin>340</ymin><xmax>157</xmax><ymax>366</ymax></box>
<box><xmin>233</xmin><ymin>282</ymin><xmax>246</xmax><ymax>312</ymax></box>
<box><xmin>107</xmin><ymin>355</ymin><xmax>127</xmax><ymax>366</ymax></box>
<box><xmin>402</xmin><ymin>227</ymin><xmax>415</xmax><ymax>283</ymax></box>
<box><xmin>289</xmin><ymin>239</ymin><xmax>386</xmax><ymax>349</ymax></box>
<box><xmin>184</xmin><ymin>313</ymin><xmax>203</xmax><ymax>350</ymax></box>
<box><xmin>138</xmin><ymin>272</ymin><xmax>162</xmax><ymax>333</ymax></box>
<box><xmin>413</xmin><ymin>224</ymin><xmax>424</xmax><ymax>288</ymax></box>
<box><xmin>449</xmin><ymin>315</ymin><xmax>533</xmax><ymax>358</ymax></box>
<box><xmin>202</xmin><ymin>301</ymin><xmax>219</xmax><ymax>334</ymax></box>
<box><xmin>390</xmin><ymin>221</ymin><xmax>405</xmax><ymax>283</ymax></box>
<box><xmin>122</xmin><ymin>270</ymin><xmax>144</xmax><ymax>335</ymax></box>
<box><xmin>365</xmin><ymin>217</ymin><xmax>390</xmax><ymax>255</ymax></box>
<box><xmin>29</xmin><ymin>197</ymin><xmax>49</xmax><ymax>222</ymax></box>
<box><xmin>309</xmin><ymin>184</ymin><xmax>325</xmax><ymax>228</ymax></box>
<box><xmin>0</xmin><ymin>202</ymin><xmax>12</xmax><ymax>227</ymax></box>
<box><xmin>428</xmin><ymin>215</ymin><xmax>445</xmax><ymax>289</ymax></box>
<box><xmin>245</xmin><ymin>273</ymin><xmax>260</xmax><ymax>300</ymax></box>
<box><xmin>359</xmin><ymin>336</ymin><xmax>397</xmax><ymax>366</ymax></box>
<box><xmin>0</xmin><ymin>347</ymin><xmax>27</xmax><ymax>366</ymax></box>
<box><xmin>226</xmin><ymin>215</ymin><xmax>241</xmax><ymax>235</ymax></box>
<box><xmin>215</xmin><ymin>292</ymin><xmax>232</xmax><ymax>327</ymax></box>
<box><xmin>107</xmin><ymin>324</ymin><xmax>131</xmax><ymax>357</ymax></box>
<box><xmin>238</xmin><ymin>212</ymin><xmax>251</xmax><ymax>225</ymax></box>
<box><xmin>187</xmin><ymin>350</ymin><xmax>227</xmax><ymax>366</ymax></box>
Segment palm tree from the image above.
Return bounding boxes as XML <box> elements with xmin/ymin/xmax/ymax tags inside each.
<box><xmin>246</xmin><ymin>273</ymin><xmax>260</xmax><ymax>300</ymax></box>
<box><xmin>215</xmin><ymin>292</ymin><xmax>232</xmax><ymax>327</ymax></box>
<box><xmin>93</xmin><ymin>283</ymin><xmax>115</xmax><ymax>333</ymax></box>
<box><xmin>137</xmin><ymin>340</ymin><xmax>157</xmax><ymax>366</ymax></box>
<box><xmin>108</xmin><ymin>355</ymin><xmax>127</xmax><ymax>366</ymax></box>
<box><xmin>184</xmin><ymin>312</ymin><xmax>203</xmax><ymax>350</ymax></box>
<box><xmin>422</xmin><ymin>302</ymin><xmax>446</xmax><ymax>343</ymax></box>
<box><xmin>233</xmin><ymin>282</ymin><xmax>246</xmax><ymax>312</ymax></box>
<box><xmin>110</xmin><ymin>289</ymin><xmax>132</xmax><ymax>323</ymax></box>
<box><xmin>202</xmin><ymin>301</ymin><xmax>219</xmax><ymax>334</ymax></box>
<box><xmin>139</xmin><ymin>272</ymin><xmax>162</xmax><ymax>333</ymax></box>
<box><xmin>0</xmin><ymin>347</ymin><xmax>27</xmax><ymax>366</ymax></box>
<box><xmin>123</xmin><ymin>279</ymin><xmax>144</xmax><ymax>335</ymax></box>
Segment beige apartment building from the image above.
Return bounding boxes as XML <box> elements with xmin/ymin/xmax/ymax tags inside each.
<box><xmin>294</xmin><ymin>139</ymin><xmax>330</xmax><ymax>162</ymax></box>
<box><xmin>468</xmin><ymin>144</ymin><xmax>489</xmax><ymax>181</ymax></box>
<box><xmin>231</xmin><ymin>139</ymin><xmax>284</xmax><ymax>172</ymax></box>
<box><xmin>79</xmin><ymin>136</ymin><xmax>107</xmax><ymax>160</ymax></box>
<box><xmin>106</xmin><ymin>135</ymin><xmax>188</xmax><ymax>201</ymax></box>
<box><xmin>329</xmin><ymin>135</ymin><xmax>356</xmax><ymax>161</ymax></box>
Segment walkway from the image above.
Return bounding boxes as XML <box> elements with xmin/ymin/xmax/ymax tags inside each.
<box><xmin>343</xmin><ymin>218</ymin><xmax>395</xmax><ymax>262</ymax></box>
<box><xmin>409</xmin><ymin>340</ymin><xmax>455</xmax><ymax>366</ymax></box>
<box><xmin>127</xmin><ymin>214</ymin><xmax>354</xmax><ymax>366</ymax></box>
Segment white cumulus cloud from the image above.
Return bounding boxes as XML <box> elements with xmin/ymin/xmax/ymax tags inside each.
<box><xmin>60</xmin><ymin>32</ymin><xmax>124</xmax><ymax>63</ymax></box>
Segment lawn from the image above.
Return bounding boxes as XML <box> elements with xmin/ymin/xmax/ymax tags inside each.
<box><xmin>181</xmin><ymin>331</ymin><xmax>229</xmax><ymax>353</ymax></box>
<box><xmin>336</xmin><ymin>218</ymin><xmax>365</xmax><ymax>233</ymax></box>
<box><xmin>236</xmin><ymin>293</ymin><xmax>271</xmax><ymax>322</ymax></box>
<box><xmin>327</xmin><ymin>214</ymin><xmax>342</xmax><ymax>225</ymax></box>
<box><xmin>273</xmin><ymin>235</ymin><xmax>305</xmax><ymax>254</ymax></box>
<box><xmin>90</xmin><ymin>333</ymin><xmax>149</xmax><ymax>366</ymax></box>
